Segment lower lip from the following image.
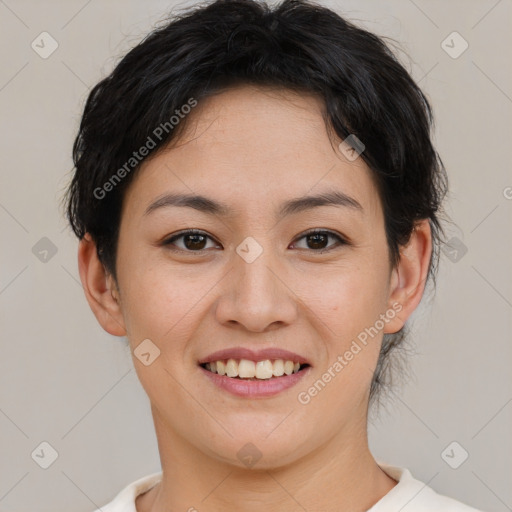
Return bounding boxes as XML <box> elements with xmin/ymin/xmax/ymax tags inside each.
<box><xmin>199</xmin><ymin>366</ymin><xmax>311</xmax><ymax>398</ymax></box>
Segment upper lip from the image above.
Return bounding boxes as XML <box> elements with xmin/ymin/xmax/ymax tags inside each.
<box><xmin>198</xmin><ymin>347</ymin><xmax>311</xmax><ymax>365</ymax></box>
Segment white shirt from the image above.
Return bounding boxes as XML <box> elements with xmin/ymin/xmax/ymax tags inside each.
<box><xmin>92</xmin><ymin>463</ymin><xmax>483</xmax><ymax>512</ymax></box>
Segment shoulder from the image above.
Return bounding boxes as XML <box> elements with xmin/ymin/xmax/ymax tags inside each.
<box><xmin>407</xmin><ymin>484</ymin><xmax>485</xmax><ymax>512</ymax></box>
<box><xmin>370</xmin><ymin>463</ymin><xmax>485</xmax><ymax>512</ymax></box>
<box><xmin>90</xmin><ymin>472</ymin><xmax>162</xmax><ymax>512</ymax></box>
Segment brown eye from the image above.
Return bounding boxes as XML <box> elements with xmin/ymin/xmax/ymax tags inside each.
<box><xmin>182</xmin><ymin>233</ymin><xmax>207</xmax><ymax>250</ymax></box>
<box><xmin>306</xmin><ymin>232</ymin><xmax>329</xmax><ymax>250</ymax></box>
<box><xmin>163</xmin><ymin>230</ymin><xmax>218</xmax><ymax>252</ymax></box>
<box><xmin>292</xmin><ymin>229</ymin><xmax>347</xmax><ymax>252</ymax></box>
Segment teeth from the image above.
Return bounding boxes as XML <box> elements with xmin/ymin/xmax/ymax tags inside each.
<box><xmin>203</xmin><ymin>358</ymin><xmax>304</xmax><ymax>379</ymax></box>
<box><xmin>272</xmin><ymin>359</ymin><xmax>284</xmax><ymax>377</ymax></box>
<box><xmin>225</xmin><ymin>358</ymin><xmax>238</xmax><ymax>378</ymax></box>
<box><xmin>216</xmin><ymin>360</ymin><xmax>226</xmax><ymax>376</ymax></box>
<box><xmin>255</xmin><ymin>360</ymin><xmax>273</xmax><ymax>379</ymax></box>
<box><xmin>238</xmin><ymin>359</ymin><xmax>256</xmax><ymax>378</ymax></box>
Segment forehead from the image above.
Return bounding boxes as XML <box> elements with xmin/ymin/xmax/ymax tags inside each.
<box><xmin>123</xmin><ymin>84</ymin><xmax>383</xmax><ymax>224</ymax></box>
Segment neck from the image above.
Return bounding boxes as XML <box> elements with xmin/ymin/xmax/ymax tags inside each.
<box><xmin>136</xmin><ymin>409</ymin><xmax>397</xmax><ymax>512</ymax></box>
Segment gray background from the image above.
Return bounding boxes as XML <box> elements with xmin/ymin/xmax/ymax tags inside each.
<box><xmin>0</xmin><ymin>0</ymin><xmax>511</xmax><ymax>511</ymax></box>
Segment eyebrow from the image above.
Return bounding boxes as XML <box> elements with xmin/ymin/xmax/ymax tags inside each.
<box><xmin>143</xmin><ymin>189</ymin><xmax>363</xmax><ymax>219</ymax></box>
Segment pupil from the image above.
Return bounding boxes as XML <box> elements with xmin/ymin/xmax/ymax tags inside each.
<box><xmin>308</xmin><ymin>233</ymin><xmax>327</xmax><ymax>249</ymax></box>
<box><xmin>185</xmin><ymin>234</ymin><xmax>206</xmax><ymax>250</ymax></box>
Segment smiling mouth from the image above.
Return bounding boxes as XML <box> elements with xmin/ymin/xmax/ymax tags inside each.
<box><xmin>200</xmin><ymin>358</ymin><xmax>310</xmax><ymax>380</ymax></box>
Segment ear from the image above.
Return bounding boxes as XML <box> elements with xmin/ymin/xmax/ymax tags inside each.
<box><xmin>77</xmin><ymin>233</ymin><xmax>127</xmax><ymax>336</ymax></box>
<box><xmin>384</xmin><ymin>219</ymin><xmax>432</xmax><ymax>334</ymax></box>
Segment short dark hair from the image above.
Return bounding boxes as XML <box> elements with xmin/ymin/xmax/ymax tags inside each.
<box><xmin>64</xmin><ymin>0</ymin><xmax>448</xmax><ymax>407</ymax></box>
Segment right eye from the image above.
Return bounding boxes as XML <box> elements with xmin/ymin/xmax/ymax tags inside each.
<box><xmin>162</xmin><ymin>229</ymin><xmax>221</xmax><ymax>253</ymax></box>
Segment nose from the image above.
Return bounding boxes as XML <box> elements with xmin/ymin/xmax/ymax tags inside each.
<box><xmin>214</xmin><ymin>240</ymin><xmax>298</xmax><ymax>333</ymax></box>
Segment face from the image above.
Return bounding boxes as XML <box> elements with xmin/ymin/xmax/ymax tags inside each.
<box><xmin>84</xmin><ymin>85</ymin><xmax>426</xmax><ymax>469</ymax></box>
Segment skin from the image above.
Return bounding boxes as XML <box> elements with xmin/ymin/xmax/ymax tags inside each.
<box><xmin>78</xmin><ymin>85</ymin><xmax>432</xmax><ymax>511</ymax></box>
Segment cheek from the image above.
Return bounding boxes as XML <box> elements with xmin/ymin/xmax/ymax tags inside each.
<box><xmin>117</xmin><ymin>239</ymin><xmax>210</xmax><ymax>336</ymax></box>
<box><xmin>297</xmin><ymin>260</ymin><xmax>389</xmax><ymax>396</ymax></box>
<box><xmin>304</xmin><ymin>259</ymin><xmax>389</xmax><ymax>339</ymax></box>
<box><xmin>123</xmin><ymin>273</ymin><xmax>200</xmax><ymax>345</ymax></box>
<box><xmin>295</xmin><ymin>275</ymin><xmax>386</xmax><ymax>417</ymax></box>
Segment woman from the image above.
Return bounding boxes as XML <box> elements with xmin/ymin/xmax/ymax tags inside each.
<box><xmin>65</xmin><ymin>0</ymin><xmax>483</xmax><ymax>510</ymax></box>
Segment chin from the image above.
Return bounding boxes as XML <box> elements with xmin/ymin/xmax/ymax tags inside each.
<box><xmin>201</xmin><ymin>433</ymin><xmax>310</xmax><ymax>472</ymax></box>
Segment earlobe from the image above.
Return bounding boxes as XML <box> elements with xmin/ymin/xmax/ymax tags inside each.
<box><xmin>77</xmin><ymin>234</ymin><xmax>127</xmax><ymax>337</ymax></box>
<box><xmin>384</xmin><ymin>220</ymin><xmax>432</xmax><ymax>334</ymax></box>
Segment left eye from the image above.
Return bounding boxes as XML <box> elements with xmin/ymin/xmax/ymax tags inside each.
<box><xmin>291</xmin><ymin>229</ymin><xmax>346</xmax><ymax>252</ymax></box>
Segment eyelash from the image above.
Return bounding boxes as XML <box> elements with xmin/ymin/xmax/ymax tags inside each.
<box><xmin>161</xmin><ymin>228</ymin><xmax>348</xmax><ymax>254</ymax></box>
